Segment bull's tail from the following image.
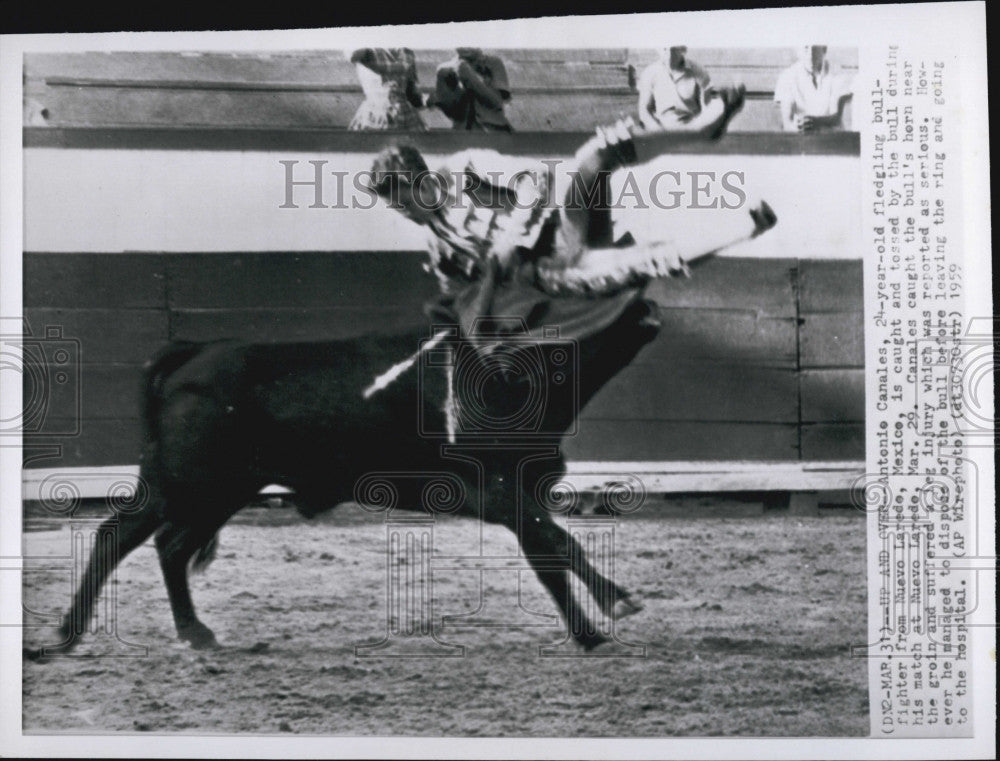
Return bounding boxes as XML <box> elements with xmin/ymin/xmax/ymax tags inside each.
<box><xmin>188</xmin><ymin>532</ymin><xmax>219</xmax><ymax>575</ymax></box>
<box><xmin>142</xmin><ymin>341</ymin><xmax>203</xmax><ymax>441</ymax></box>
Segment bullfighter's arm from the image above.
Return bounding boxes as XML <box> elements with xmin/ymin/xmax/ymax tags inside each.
<box><xmin>535</xmin><ymin>200</ymin><xmax>777</xmax><ymax>296</ymax></box>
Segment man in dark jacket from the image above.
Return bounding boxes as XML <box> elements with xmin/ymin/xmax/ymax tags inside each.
<box><xmin>429</xmin><ymin>48</ymin><xmax>513</xmax><ymax>132</ymax></box>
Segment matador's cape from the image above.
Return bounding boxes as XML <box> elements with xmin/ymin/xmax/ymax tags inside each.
<box><xmin>426</xmin><ymin>244</ymin><xmax>688</xmax><ymax>347</ymax></box>
<box><xmin>361</xmin><ymin>245</ymin><xmax>686</xmax><ymax>436</ymax></box>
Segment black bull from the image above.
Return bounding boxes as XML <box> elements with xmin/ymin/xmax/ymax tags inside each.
<box><xmin>27</xmin><ymin>298</ymin><xmax>660</xmax><ymax>659</ymax></box>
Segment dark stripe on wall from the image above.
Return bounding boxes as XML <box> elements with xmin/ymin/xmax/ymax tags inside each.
<box><xmin>22</xmin><ymin>252</ymin><xmax>864</xmax><ymax>467</ymax></box>
<box><xmin>24</xmin><ymin>128</ymin><xmax>861</xmax><ymax>156</ymax></box>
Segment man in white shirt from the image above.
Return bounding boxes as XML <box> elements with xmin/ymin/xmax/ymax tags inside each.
<box><xmin>637</xmin><ymin>47</ymin><xmax>721</xmax><ymax>132</ymax></box>
<box><xmin>774</xmin><ymin>45</ymin><xmax>853</xmax><ymax>132</ymax></box>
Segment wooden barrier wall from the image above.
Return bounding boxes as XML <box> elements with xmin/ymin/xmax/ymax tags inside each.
<box><xmin>22</xmin><ymin>252</ymin><xmax>863</xmax><ymax>469</ymax></box>
<box><xmin>20</xmin><ymin>53</ymin><xmax>864</xmax><ymax>475</ymax></box>
<box><xmin>25</xmin><ymin>48</ymin><xmax>858</xmax><ymax>133</ymax></box>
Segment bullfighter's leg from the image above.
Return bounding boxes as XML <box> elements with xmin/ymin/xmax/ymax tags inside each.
<box><xmin>551</xmin><ymin>90</ymin><xmax>752</xmax><ymax>265</ymax></box>
<box><xmin>24</xmin><ymin>493</ymin><xmax>162</xmax><ymax>660</ymax></box>
<box><xmin>155</xmin><ymin>519</ymin><xmax>225</xmax><ymax>649</ymax></box>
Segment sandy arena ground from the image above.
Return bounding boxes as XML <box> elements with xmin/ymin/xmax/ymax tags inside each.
<box><xmin>22</xmin><ymin>500</ymin><xmax>868</xmax><ymax>736</ymax></box>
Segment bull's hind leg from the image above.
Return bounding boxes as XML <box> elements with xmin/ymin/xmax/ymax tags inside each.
<box><xmin>155</xmin><ymin>520</ymin><xmax>225</xmax><ymax>649</ymax></box>
<box><xmin>24</xmin><ymin>500</ymin><xmax>162</xmax><ymax>661</ymax></box>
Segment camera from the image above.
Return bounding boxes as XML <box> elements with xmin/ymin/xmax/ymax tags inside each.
<box><xmin>0</xmin><ymin>321</ymin><xmax>81</xmax><ymax>436</ymax></box>
<box><xmin>418</xmin><ymin>319</ymin><xmax>579</xmax><ymax>438</ymax></box>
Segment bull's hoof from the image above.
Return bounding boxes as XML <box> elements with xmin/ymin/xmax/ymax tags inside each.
<box><xmin>611</xmin><ymin>595</ymin><xmax>645</xmax><ymax>620</ymax></box>
<box><xmin>579</xmin><ymin>632</ymin><xmax>610</xmax><ymax>651</ymax></box>
<box><xmin>178</xmin><ymin>622</ymin><xmax>220</xmax><ymax>650</ymax></box>
<box><xmin>23</xmin><ymin>641</ymin><xmax>74</xmax><ymax>662</ymax></box>
<box><xmin>24</xmin><ymin>627</ymin><xmax>79</xmax><ymax>662</ymax></box>
<box><xmin>23</xmin><ymin>646</ymin><xmax>48</xmax><ymax>662</ymax></box>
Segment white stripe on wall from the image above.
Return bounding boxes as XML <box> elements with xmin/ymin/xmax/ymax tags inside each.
<box><xmin>25</xmin><ymin>149</ymin><xmax>860</xmax><ymax>259</ymax></box>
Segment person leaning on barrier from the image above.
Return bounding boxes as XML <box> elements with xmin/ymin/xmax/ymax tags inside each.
<box><xmin>637</xmin><ymin>46</ymin><xmax>737</xmax><ymax>133</ymax></box>
<box><xmin>774</xmin><ymin>45</ymin><xmax>854</xmax><ymax>132</ymax></box>
<box><xmin>427</xmin><ymin>48</ymin><xmax>513</xmax><ymax>132</ymax></box>
<box><xmin>366</xmin><ymin>99</ymin><xmax>776</xmax><ymax>347</ymax></box>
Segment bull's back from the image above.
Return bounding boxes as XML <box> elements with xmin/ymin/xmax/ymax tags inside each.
<box><xmin>247</xmin><ymin>334</ymin><xmax>447</xmax><ymax>468</ymax></box>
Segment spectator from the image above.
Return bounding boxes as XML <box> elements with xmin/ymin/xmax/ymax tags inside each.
<box><xmin>348</xmin><ymin>48</ymin><xmax>426</xmax><ymax>131</ymax></box>
<box><xmin>637</xmin><ymin>46</ymin><xmax>716</xmax><ymax>131</ymax></box>
<box><xmin>429</xmin><ymin>48</ymin><xmax>513</xmax><ymax>132</ymax></box>
<box><xmin>774</xmin><ymin>45</ymin><xmax>853</xmax><ymax>132</ymax></box>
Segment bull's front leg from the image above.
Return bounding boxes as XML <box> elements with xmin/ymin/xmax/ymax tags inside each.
<box><xmin>518</xmin><ymin>495</ymin><xmax>645</xmax><ymax>648</ymax></box>
<box><xmin>492</xmin><ymin>467</ymin><xmax>605</xmax><ymax>649</ymax></box>
<box><xmin>479</xmin><ymin>455</ymin><xmax>637</xmax><ymax>649</ymax></box>
<box><xmin>515</xmin><ymin>510</ymin><xmax>607</xmax><ymax>650</ymax></box>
